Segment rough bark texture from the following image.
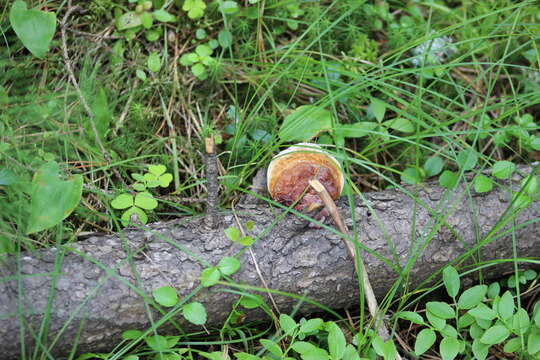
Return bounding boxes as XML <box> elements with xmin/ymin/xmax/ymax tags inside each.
<box><xmin>1</xmin><ymin>171</ymin><xmax>540</xmax><ymax>359</ymax></box>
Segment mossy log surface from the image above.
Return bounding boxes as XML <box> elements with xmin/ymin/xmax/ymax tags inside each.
<box><xmin>1</xmin><ymin>170</ymin><xmax>540</xmax><ymax>359</ymax></box>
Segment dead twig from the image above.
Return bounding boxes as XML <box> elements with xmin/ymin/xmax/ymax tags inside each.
<box><xmin>308</xmin><ymin>179</ymin><xmax>402</xmax><ymax>359</ymax></box>
<box><xmin>204</xmin><ymin>137</ymin><xmax>219</xmax><ymax>229</ymax></box>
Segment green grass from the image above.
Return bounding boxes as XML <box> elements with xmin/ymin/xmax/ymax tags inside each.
<box><xmin>1</xmin><ymin>0</ymin><xmax>540</xmax><ymax>358</ymax></box>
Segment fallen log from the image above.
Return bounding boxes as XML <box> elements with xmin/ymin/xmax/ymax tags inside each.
<box><xmin>1</xmin><ymin>169</ymin><xmax>540</xmax><ymax>359</ymax></box>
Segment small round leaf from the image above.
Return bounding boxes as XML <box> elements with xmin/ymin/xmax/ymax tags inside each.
<box><xmin>182</xmin><ymin>301</ymin><xmax>207</xmax><ymax>325</ymax></box>
<box><xmin>218</xmin><ymin>256</ymin><xmax>241</xmax><ymax>276</ymax></box>
<box><xmin>152</xmin><ymin>286</ymin><xmax>178</xmax><ymax>307</ymax></box>
<box><xmin>134</xmin><ymin>191</ymin><xmax>158</xmax><ymax>210</ymax></box>
<box><xmin>111</xmin><ymin>193</ymin><xmax>134</xmax><ymax>209</ymax></box>
<box><xmin>200</xmin><ymin>267</ymin><xmax>221</xmax><ymax>287</ymax></box>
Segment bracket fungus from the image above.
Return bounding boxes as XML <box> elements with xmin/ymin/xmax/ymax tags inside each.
<box><xmin>267</xmin><ymin>143</ymin><xmax>344</xmax><ymax>212</ymax></box>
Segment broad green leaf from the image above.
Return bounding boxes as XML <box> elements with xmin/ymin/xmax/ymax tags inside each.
<box><xmin>27</xmin><ymin>162</ymin><xmax>83</xmax><ymax>234</ymax></box>
<box><xmin>132</xmin><ymin>173</ymin><xmax>145</xmax><ymax>182</ymax></box>
<box><xmin>525</xmin><ymin>269</ymin><xmax>537</xmax><ymax>280</ymax></box>
<box><xmin>279</xmin><ymin>105</ymin><xmax>333</xmax><ymax>142</ymax></box>
<box><xmin>458</xmin><ymin>285</ymin><xmax>487</xmax><ymax>310</ymax></box>
<box><xmin>218</xmin><ymin>30</ymin><xmax>232</xmax><ymax>47</ymax></box>
<box><xmin>239</xmin><ymin>294</ymin><xmax>264</xmax><ymax>309</ymax></box>
<box><xmin>224</xmin><ymin>227</ymin><xmax>241</xmax><ymax>242</ymax></box>
<box><xmin>443</xmin><ymin>266</ymin><xmax>460</xmax><ymax>298</ymax></box>
<box><xmin>476</xmin><ymin>317</ymin><xmax>492</xmax><ymax>330</ymax></box>
<box><xmin>196</xmin><ymin>44</ymin><xmax>213</xmax><ymax>57</ymax></box>
<box><xmin>122</xmin><ymin>329</ymin><xmax>143</xmax><ymax>340</ymax></box>
<box><xmin>182</xmin><ymin>302</ymin><xmax>207</xmax><ymax>325</ymax></box>
<box><xmin>279</xmin><ymin>314</ymin><xmax>297</xmax><ymax>335</ymax></box>
<box><xmin>260</xmin><ymin>339</ymin><xmax>283</xmax><ymax>357</ymax></box>
<box><xmin>196</xmin><ymin>28</ymin><xmax>207</xmax><ymax>39</ymax></box>
<box><xmin>424</xmin><ymin>156</ymin><xmax>444</xmax><ymax>177</ymax></box>
<box><xmin>121</xmin><ymin>206</ymin><xmax>147</xmax><ymax>225</ymax></box>
<box><xmin>145</xmin><ymin>30</ymin><xmax>159</xmax><ymax>44</ymax></box>
<box><xmin>300</xmin><ymin>318</ymin><xmax>324</xmax><ymax>333</ymax></box>
<box><xmin>440</xmin><ymin>324</ymin><xmax>458</xmax><ymax>339</ymax></box>
<box><xmin>200</xmin><ymin>267</ymin><xmax>221</xmax><ymax>286</ymax></box>
<box><xmin>342</xmin><ymin>344</ymin><xmax>360</xmax><ymax>360</ymax></box>
<box><xmin>534</xmin><ymin>302</ymin><xmax>540</xmax><ymax>326</ymax></box>
<box><xmin>220</xmin><ymin>1</ymin><xmax>239</xmax><ymax>14</ymax></box>
<box><xmin>498</xmin><ymin>291</ymin><xmax>515</xmax><ymax>320</ymax></box>
<box><xmin>469</xmin><ymin>323</ymin><xmax>484</xmax><ymax>339</ymax></box>
<box><xmin>143</xmin><ymin>173</ymin><xmax>160</xmax><ymax>188</ymax></box>
<box><xmin>182</xmin><ymin>0</ymin><xmax>206</xmax><ymax>19</ymax></box>
<box><xmin>235</xmin><ymin>353</ymin><xmax>262</xmax><ymax>360</ymax></box>
<box><xmin>401</xmin><ymin>167</ymin><xmax>423</xmax><ymax>185</ymax></box>
<box><xmin>180</xmin><ymin>53</ymin><xmax>198</xmax><ymax>66</ymax></box>
<box><xmin>468</xmin><ymin>303</ymin><xmax>496</xmax><ymax>321</ymax></box>
<box><xmin>426</xmin><ymin>310</ymin><xmax>446</xmax><ymax>330</ymax></box>
<box><xmin>327</xmin><ymin>322</ymin><xmax>346</xmax><ymax>360</ymax></box>
<box><xmin>134</xmin><ymin>191</ymin><xmax>158</xmax><ymax>210</ymax></box>
<box><xmin>457</xmin><ymin>313</ymin><xmax>475</xmax><ymax>328</ymax></box>
<box><xmin>382</xmin><ymin>340</ymin><xmax>397</xmax><ymax>360</ymax></box>
<box><xmin>238</xmin><ymin>236</ymin><xmax>255</xmax><ymax>246</ymax></box>
<box><xmin>439</xmin><ymin>170</ymin><xmax>458</xmax><ymax>189</ymax></box>
<box><xmin>456</xmin><ymin>149</ymin><xmax>478</xmax><ymax>170</ymax></box>
<box><xmin>511</xmin><ymin>308</ymin><xmax>529</xmax><ymax>335</ymax></box>
<box><xmin>503</xmin><ymin>337</ymin><xmax>521</xmax><ymax>353</ymax></box>
<box><xmin>397</xmin><ymin>311</ymin><xmax>424</xmax><ymax>325</ymax></box>
<box><xmin>158</xmin><ymin>173</ymin><xmax>173</xmax><ymax>187</ymax></box>
<box><xmin>528</xmin><ymin>330</ymin><xmax>540</xmax><ymax>354</ymax></box>
<box><xmin>414</xmin><ymin>329</ymin><xmax>435</xmax><ymax>356</ymax></box>
<box><xmin>147</xmin><ymin>52</ymin><xmax>161</xmax><ymax>72</ymax></box>
<box><xmin>149</xmin><ymin>164</ymin><xmax>166</xmax><ymax>176</ymax></box>
<box><xmin>191</xmin><ymin>63</ymin><xmax>207</xmax><ymax>80</ymax></box>
<box><xmin>111</xmin><ymin>193</ymin><xmax>134</xmax><ymax>209</ymax></box>
<box><xmin>146</xmin><ymin>334</ymin><xmax>169</xmax><ymax>351</ymax></box>
<box><xmin>166</xmin><ymin>335</ymin><xmax>180</xmax><ymax>348</ymax></box>
<box><xmin>492</xmin><ymin>161</ymin><xmax>515</xmax><ymax>179</ymax></box>
<box><xmin>426</xmin><ymin>302</ymin><xmax>455</xmax><ymax>319</ymax></box>
<box><xmin>140</xmin><ymin>11</ymin><xmax>153</xmax><ymax>29</ymax></box>
<box><xmin>153</xmin><ymin>9</ymin><xmax>176</xmax><ymax>22</ymax></box>
<box><xmin>218</xmin><ymin>256</ymin><xmax>241</xmax><ymax>276</ymax></box>
<box><xmin>152</xmin><ymin>285</ymin><xmax>178</xmax><ymax>307</ymax></box>
<box><xmin>384</xmin><ymin>118</ymin><xmax>414</xmax><ymax>133</ymax></box>
<box><xmin>368</xmin><ymin>98</ymin><xmax>386</xmax><ymax>122</ymax></box>
<box><xmin>472</xmin><ymin>339</ymin><xmax>489</xmax><ymax>360</ymax></box>
<box><xmin>480</xmin><ymin>325</ymin><xmax>510</xmax><ymax>345</ymax></box>
<box><xmin>334</xmin><ymin>122</ymin><xmax>378</xmax><ymax>138</ymax></box>
<box><xmin>9</xmin><ymin>1</ymin><xmax>56</xmax><ymax>58</ymax></box>
<box><xmin>116</xmin><ymin>11</ymin><xmax>142</xmax><ymax>30</ymax></box>
<box><xmin>439</xmin><ymin>337</ymin><xmax>459</xmax><ymax>360</ymax></box>
<box><xmin>199</xmin><ymin>351</ymin><xmax>226</xmax><ymax>360</ymax></box>
<box><xmin>487</xmin><ymin>282</ymin><xmax>500</xmax><ymax>299</ymax></box>
<box><xmin>292</xmin><ymin>341</ymin><xmax>329</xmax><ymax>360</ymax></box>
<box><xmin>474</xmin><ymin>175</ymin><xmax>493</xmax><ymax>193</ymax></box>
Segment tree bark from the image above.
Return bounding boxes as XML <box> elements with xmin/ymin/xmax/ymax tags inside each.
<box><xmin>1</xmin><ymin>170</ymin><xmax>539</xmax><ymax>359</ymax></box>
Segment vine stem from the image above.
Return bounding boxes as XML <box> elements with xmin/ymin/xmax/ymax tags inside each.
<box><xmin>308</xmin><ymin>179</ymin><xmax>402</xmax><ymax>359</ymax></box>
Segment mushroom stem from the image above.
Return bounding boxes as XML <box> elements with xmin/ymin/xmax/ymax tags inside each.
<box><xmin>308</xmin><ymin>179</ymin><xmax>401</xmax><ymax>357</ymax></box>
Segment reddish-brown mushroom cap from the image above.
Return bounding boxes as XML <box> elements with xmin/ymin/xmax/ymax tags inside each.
<box><xmin>267</xmin><ymin>144</ymin><xmax>344</xmax><ymax>211</ymax></box>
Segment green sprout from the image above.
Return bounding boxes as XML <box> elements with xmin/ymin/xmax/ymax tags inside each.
<box><xmin>179</xmin><ymin>44</ymin><xmax>216</xmax><ymax>80</ymax></box>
